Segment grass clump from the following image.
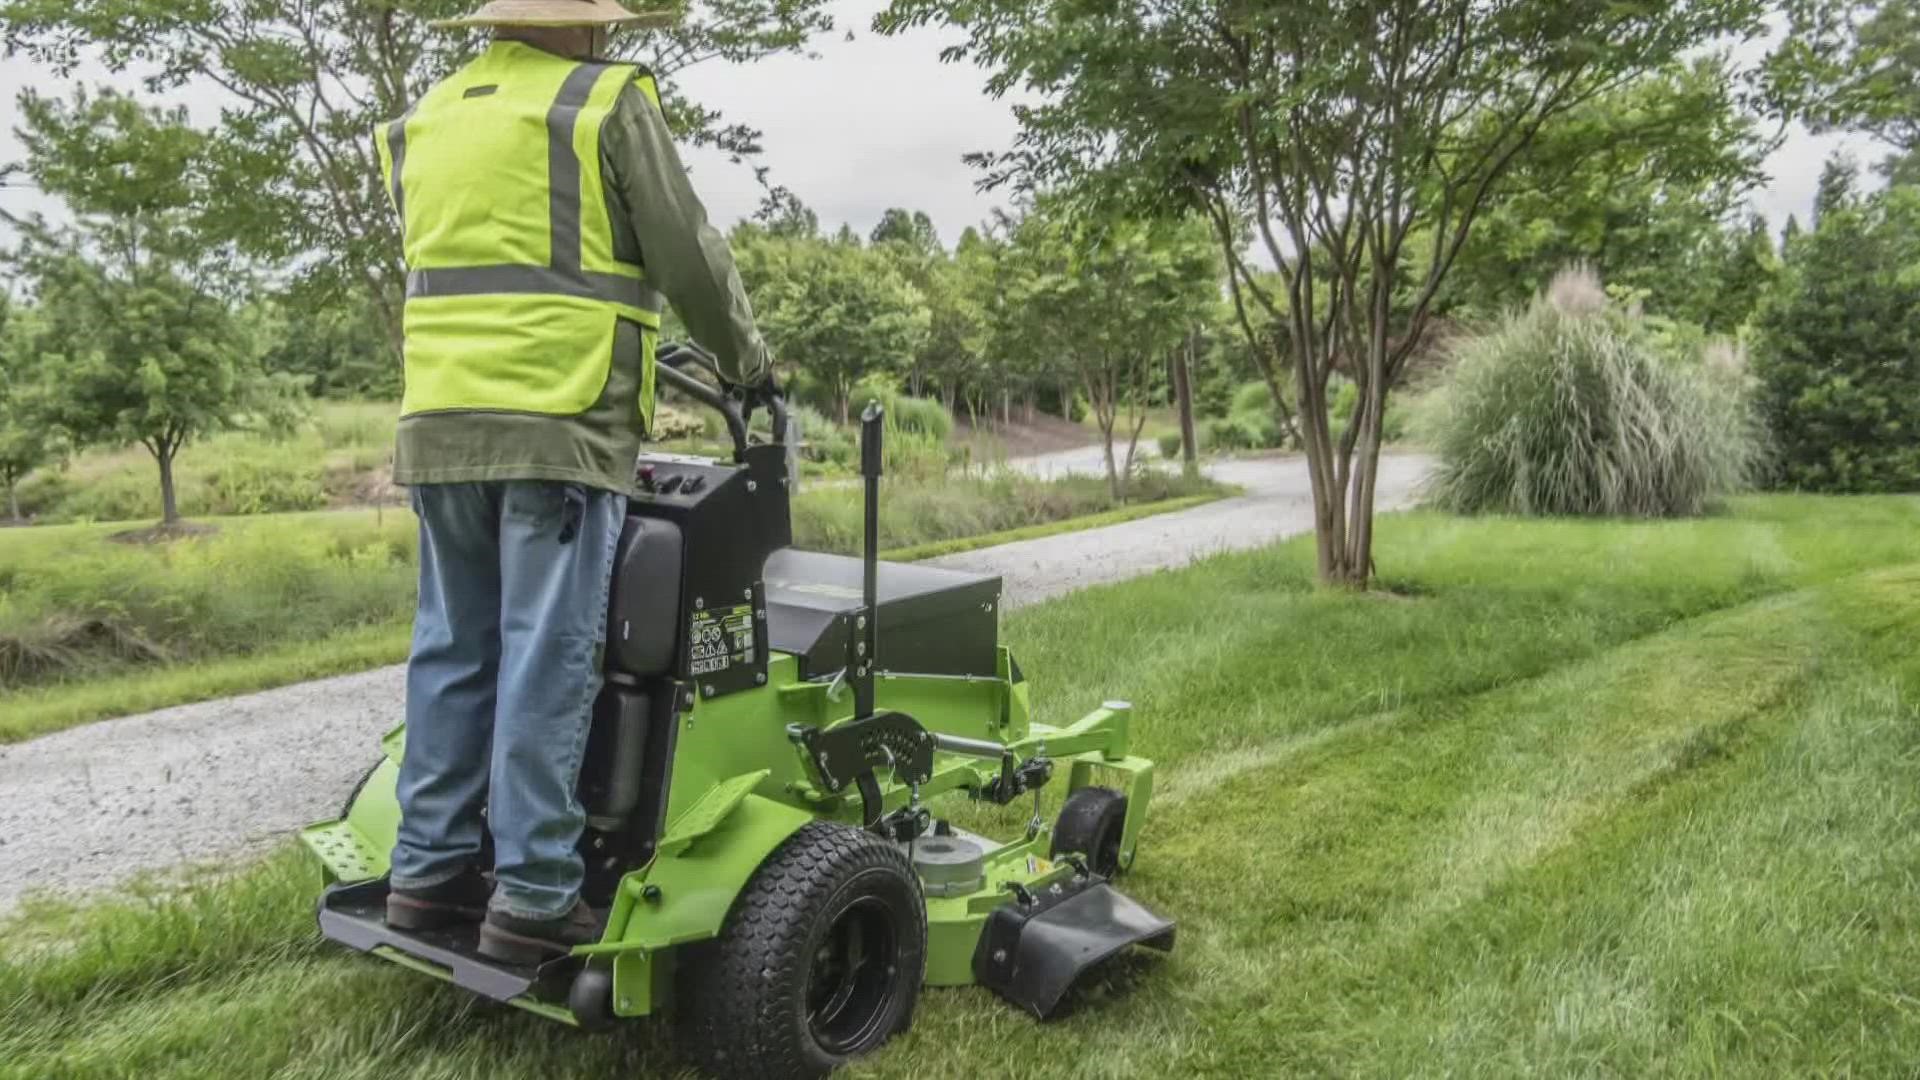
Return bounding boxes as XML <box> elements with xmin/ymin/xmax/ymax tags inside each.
<box><xmin>1424</xmin><ymin>267</ymin><xmax>1756</xmax><ymax>517</ymax></box>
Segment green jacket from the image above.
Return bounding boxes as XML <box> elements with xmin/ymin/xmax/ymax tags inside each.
<box><xmin>391</xmin><ymin>47</ymin><xmax>769</xmax><ymax>494</ymax></box>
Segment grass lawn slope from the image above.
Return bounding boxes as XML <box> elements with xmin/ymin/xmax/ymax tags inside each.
<box><xmin>5</xmin><ymin>494</ymin><xmax>1920</xmax><ymax>1077</ymax></box>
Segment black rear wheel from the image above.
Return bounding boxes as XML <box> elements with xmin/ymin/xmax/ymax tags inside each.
<box><xmin>1051</xmin><ymin>786</ymin><xmax>1129</xmax><ymax>878</ymax></box>
<box><xmin>678</xmin><ymin>821</ymin><xmax>926</xmax><ymax>1080</ymax></box>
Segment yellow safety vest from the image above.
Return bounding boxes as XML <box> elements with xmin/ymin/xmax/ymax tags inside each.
<box><xmin>377</xmin><ymin>41</ymin><xmax>661</xmax><ymax>429</ymax></box>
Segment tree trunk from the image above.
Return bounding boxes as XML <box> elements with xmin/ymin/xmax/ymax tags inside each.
<box><xmin>1173</xmin><ymin>335</ymin><xmax>1199</xmax><ymax>476</ymax></box>
<box><xmin>157</xmin><ymin>447</ymin><xmax>180</xmax><ymax>527</ymax></box>
<box><xmin>5</xmin><ymin>478</ymin><xmax>19</xmax><ymax>523</ymax></box>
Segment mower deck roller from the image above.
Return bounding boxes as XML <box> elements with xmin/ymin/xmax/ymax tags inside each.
<box><xmin>305</xmin><ymin>347</ymin><xmax>1175</xmax><ymax>1078</ymax></box>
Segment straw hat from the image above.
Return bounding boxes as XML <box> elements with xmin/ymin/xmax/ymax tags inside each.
<box><xmin>431</xmin><ymin>0</ymin><xmax>676</xmax><ymax>29</ymax></box>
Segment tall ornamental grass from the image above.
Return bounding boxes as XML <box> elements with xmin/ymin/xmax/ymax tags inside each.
<box><xmin>1424</xmin><ymin>270</ymin><xmax>1756</xmax><ymax>518</ymax></box>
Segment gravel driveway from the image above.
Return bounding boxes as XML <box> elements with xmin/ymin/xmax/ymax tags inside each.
<box><xmin>0</xmin><ymin>451</ymin><xmax>1432</xmax><ymax>915</ymax></box>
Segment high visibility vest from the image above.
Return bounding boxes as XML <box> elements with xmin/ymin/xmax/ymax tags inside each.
<box><xmin>377</xmin><ymin>41</ymin><xmax>661</xmax><ymax>429</ymax></box>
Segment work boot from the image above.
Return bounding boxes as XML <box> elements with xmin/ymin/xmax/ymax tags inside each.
<box><xmin>478</xmin><ymin>901</ymin><xmax>605</xmax><ymax>966</ymax></box>
<box><xmin>385</xmin><ymin>868</ymin><xmax>491</xmax><ymax>931</ymax></box>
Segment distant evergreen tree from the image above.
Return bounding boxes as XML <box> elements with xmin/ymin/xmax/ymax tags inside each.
<box><xmin>1752</xmin><ymin>186</ymin><xmax>1920</xmax><ymax>492</ymax></box>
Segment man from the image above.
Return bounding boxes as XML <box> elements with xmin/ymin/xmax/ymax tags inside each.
<box><xmin>375</xmin><ymin>0</ymin><xmax>771</xmax><ymax>965</ymax></box>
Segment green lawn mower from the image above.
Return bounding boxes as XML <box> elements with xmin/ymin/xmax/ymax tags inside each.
<box><xmin>303</xmin><ymin>345</ymin><xmax>1175</xmax><ymax>1079</ymax></box>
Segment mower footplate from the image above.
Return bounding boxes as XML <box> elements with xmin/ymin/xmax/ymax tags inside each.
<box><xmin>317</xmin><ymin>879</ymin><xmax>561</xmax><ymax>1004</ymax></box>
<box><xmin>971</xmin><ymin>874</ymin><xmax>1176</xmax><ymax>1020</ymax></box>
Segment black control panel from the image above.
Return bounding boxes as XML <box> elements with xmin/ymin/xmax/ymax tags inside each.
<box><xmin>634</xmin><ymin>453</ymin><xmax>732</xmax><ymax>504</ymax></box>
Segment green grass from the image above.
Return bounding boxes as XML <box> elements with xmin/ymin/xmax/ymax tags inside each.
<box><xmin>8</xmin><ymin>495</ymin><xmax>1920</xmax><ymax>1076</ymax></box>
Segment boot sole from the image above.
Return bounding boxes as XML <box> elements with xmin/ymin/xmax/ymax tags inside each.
<box><xmin>478</xmin><ymin>922</ymin><xmax>584</xmax><ymax>966</ymax></box>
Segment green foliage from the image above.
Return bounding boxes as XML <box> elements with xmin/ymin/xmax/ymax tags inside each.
<box><xmin>848</xmin><ymin>380</ymin><xmax>955</xmax><ymax>442</ymax></box>
<box><xmin>1425</xmin><ymin>274</ymin><xmax>1756</xmax><ymax>517</ymax></box>
<box><xmin>733</xmin><ymin>230</ymin><xmax>930</xmax><ymax>424</ymax></box>
<box><xmin>0</xmin><ymin>301</ymin><xmax>65</xmax><ymax>521</ymax></box>
<box><xmin>1228</xmin><ymin>381</ymin><xmax>1274</xmax><ymax>418</ymax></box>
<box><xmin>0</xmin><ymin>0</ymin><xmax>838</xmax><ymax>357</ymax></box>
<box><xmin>996</xmin><ymin>205</ymin><xmax>1218</xmax><ymax>496</ymax></box>
<box><xmin>10</xmin><ymin>88</ymin><xmax>307</xmax><ymax>525</ymax></box>
<box><xmin>1442</xmin><ymin>62</ymin><xmax>1773</xmax><ymax>328</ymax></box>
<box><xmin>1751</xmin><ymin>181</ymin><xmax>1920</xmax><ymax>492</ymax></box>
<box><xmin>1773</xmin><ymin>0</ymin><xmax>1920</xmax><ymax>179</ymax></box>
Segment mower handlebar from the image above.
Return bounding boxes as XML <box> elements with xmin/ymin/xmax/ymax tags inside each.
<box><xmin>654</xmin><ymin>342</ymin><xmax>788</xmax><ymax>463</ymax></box>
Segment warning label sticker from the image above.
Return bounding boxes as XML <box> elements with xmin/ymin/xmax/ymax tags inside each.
<box><xmin>689</xmin><ymin>603</ymin><xmax>756</xmax><ymax>677</ymax></box>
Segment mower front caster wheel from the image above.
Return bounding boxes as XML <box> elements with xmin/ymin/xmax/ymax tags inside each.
<box><xmin>678</xmin><ymin>821</ymin><xmax>927</xmax><ymax>1080</ymax></box>
<box><xmin>1051</xmin><ymin>786</ymin><xmax>1129</xmax><ymax>877</ymax></box>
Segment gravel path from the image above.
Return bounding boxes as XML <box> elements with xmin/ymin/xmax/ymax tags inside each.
<box><xmin>0</xmin><ymin>451</ymin><xmax>1431</xmax><ymax>916</ymax></box>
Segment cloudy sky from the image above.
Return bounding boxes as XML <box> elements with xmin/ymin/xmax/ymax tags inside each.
<box><xmin>0</xmin><ymin>0</ymin><xmax>1886</xmax><ymax>250</ymax></box>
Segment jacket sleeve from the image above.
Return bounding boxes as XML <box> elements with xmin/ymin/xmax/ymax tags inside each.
<box><xmin>601</xmin><ymin>82</ymin><xmax>771</xmax><ymax>387</ymax></box>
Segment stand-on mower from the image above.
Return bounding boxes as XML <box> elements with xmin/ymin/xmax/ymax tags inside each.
<box><xmin>303</xmin><ymin>345</ymin><xmax>1176</xmax><ymax>1079</ymax></box>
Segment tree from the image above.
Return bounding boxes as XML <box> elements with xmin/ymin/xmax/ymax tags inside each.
<box><xmin>1751</xmin><ymin>183</ymin><xmax>1920</xmax><ymax>492</ymax></box>
<box><xmin>735</xmin><ymin>232</ymin><xmax>930</xmax><ymax>424</ymax></box>
<box><xmin>871</xmin><ymin>208</ymin><xmax>943</xmax><ymax>256</ymax></box>
<box><xmin>0</xmin><ymin>298</ymin><xmax>63</xmax><ymax>521</ymax></box>
<box><xmin>1441</xmin><ymin>62</ymin><xmax>1771</xmax><ymax>327</ymax></box>
<box><xmin>1814</xmin><ymin>152</ymin><xmax>1861</xmax><ymax>227</ymax></box>
<box><xmin>883</xmin><ymin>0</ymin><xmax>1767</xmax><ymax>587</ymax></box>
<box><xmin>998</xmin><ymin>205</ymin><xmax>1217</xmax><ymax>498</ymax></box>
<box><xmin>9</xmin><ymin>89</ymin><xmax>296</xmax><ymax>527</ymax></box>
<box><xmin>1776</xmin><ymin>0</ymin><xmax>1920</xmax><ymax>179</ymax></box>
<box><xmin>0</xmin><ymin>0</ymin><xmax>836</xmax><ymax>358</ymax></box>
<box><xmin>913</xmin><ymin>227</ymin><xmax>995</xmax><ymax>409</ymax></box>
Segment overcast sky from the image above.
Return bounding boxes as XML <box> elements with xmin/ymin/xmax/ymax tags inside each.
<box><xmin>0</xmin><ymin>0</ymin><xmax>1886</xmax><ymax>251</ymax></box>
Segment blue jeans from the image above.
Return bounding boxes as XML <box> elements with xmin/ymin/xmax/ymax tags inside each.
<box><xmin>390</xmin><ymin>481</ymin><xmax>627</xmax><ymax>919</ymax></box>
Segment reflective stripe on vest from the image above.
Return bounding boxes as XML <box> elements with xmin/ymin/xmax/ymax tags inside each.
<box><xmin>379</xmin><ymin>42</ymin><xmax>661</xmax><ymax>423</ymax></box>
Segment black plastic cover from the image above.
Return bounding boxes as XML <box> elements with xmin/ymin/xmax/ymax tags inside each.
<box><xmin>763</xmin><ymin>549</ymin><xmax>1002</xmax><ymax>678</ymax></box>
<box><xmin>972</xmin><ymin>875</ymin><xmax>1176</xmax><ymax>1020</ymax></box>
<box><xmin>605</xmin><ymin>516</ymin><xmax>683</xmax><ymax>678</ymax></box>
<box><xmin>579</xmin><ymin>687</ymin><xmax>650</xmax><ymax>827</ymax></box>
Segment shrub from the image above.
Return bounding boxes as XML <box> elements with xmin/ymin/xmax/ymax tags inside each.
<box><xmin>1424</xmin><ymin>272</ymin><xmax>1756</xmax><ymax>518</ymax></box>
<box><xmin>1230</xmin><ymin>381</ymin><xmax>1275</xmax><ymax>417</ymax></box>
<box><xmin>1752</xmin><ymin>186</ymin><xmax>1920</xmax><ymax>492</ymax></box>
<box><xmin>1204</xmin><ymin>416</ymin><xmax>1264</xmax><ymax>451</ymax></box>
<box><xmin>1157</xmin><ymin>431</ymin><xmax>1184</xmax><ymax>458</ymax></box>
<box><xmin>847</xmin><ymin>380</ymin><xmax>954</xmax><ymax>442</ymax></box>
<box><xmin>197</xmin><ymin>453</ymin><xmax>329</xmax><ymax>516</ymax></box>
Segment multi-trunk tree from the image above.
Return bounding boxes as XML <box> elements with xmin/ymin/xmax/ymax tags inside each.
<box><xmin>883</xmin><ymin>0</ymin><xmax>1768</xmax><ymax>587</ymax></box>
